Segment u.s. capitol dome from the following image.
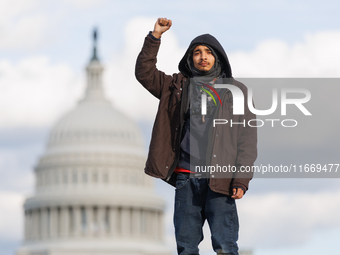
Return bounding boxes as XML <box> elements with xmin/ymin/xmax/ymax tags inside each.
<box><xmin>16</xmin><ymin>30</ymin><xmax>170</xmax><ymax>255</ymax></box>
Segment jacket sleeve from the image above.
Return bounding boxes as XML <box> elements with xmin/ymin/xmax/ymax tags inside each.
<box><xmin>135</xmin><ymin>35</ymin><xmax>174</xmax><ymax>99</ymax></box>
<box><xmin>231</xmin><ymin>82</ymin><xmax>258</xmax><ymax>192</ymax></box>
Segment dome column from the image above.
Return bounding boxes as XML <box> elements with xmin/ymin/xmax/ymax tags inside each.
<box><xmin>86</xmin><ymin>206</ymin><xmax>94</xmax><ymax>236</ymax></box>
<box><xmin>109</xmin><ymin>206</ymin><xmax>118</xmax><ymax>236</ymax></box>
<box><xmin>32</xmin><ymin>210</ymin><xmax>39</xmax><ymax>240</ymax></box>
<box><xmin>121</xmin><ymin>207</ymin><xmax>131</xmax><ymax>237</ymax></box>
<box><xmin>96</xmin><ymin>206</ymin><xmax>106</xmax><ymax>236</ymax></box>
<box><xmin>40</xmin><ymin>208</ymin><xmax>49</xmax><ymax>239</ymax></box>
<box><xmin>131</xmin><ymin>207</ymin><xmax>141</xmax><ymax>238</ymax></box>
<box><xmin>151</xmin><ymin>210</ymin><xmax>157</xmax><ymax>239</ymax></box>
<box><xmin>49</xmin><ymin>207</ymin><xmax>58</xmax><ymax>238</ymax></box>
<box><xmin>72</xmin><ymin>206</ymin><xmax>81</xmax><ymax>237</ymax></box>
<box><xmin>60</xmin><ymin>207</ymin><xmax>70</xmax><ymax>237</ymax></box>
<box><xmin>24</xmin><ymin>210</ymin><xmax>32</xmax><ymax>240</ymax></box>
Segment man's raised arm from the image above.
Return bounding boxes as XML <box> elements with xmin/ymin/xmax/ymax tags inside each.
<box><xmin>135</xmin><ymin>18</ymin><xmax>174</xmax><ymax>99</ymax></box>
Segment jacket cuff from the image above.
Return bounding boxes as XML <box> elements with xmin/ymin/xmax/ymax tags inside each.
<box><xmin>231</xmin><ymin>185</ymin><xmax>246</xmax><ymax>194</ymax></box>
<box><xmin>231</xmin><ymin>183</ymin><xmax>248</xmax><ymax>194</ymax></box>
<box><xmin>142</xmin><ymin>33</ymin><xmax>161</xmax><ymax>55</ymax></box>
<box><xmin>148</xmin><ymin>31</ymin><xmax>161</xmax><ymax>41</ymax></box>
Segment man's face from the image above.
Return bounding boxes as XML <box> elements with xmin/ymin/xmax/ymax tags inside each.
<box><xmin>192</xmin><ymin>45</ymin><xmax>215</xmax><ymax>72</ymax></box>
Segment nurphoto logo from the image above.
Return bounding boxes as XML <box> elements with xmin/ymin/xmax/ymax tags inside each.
<box><xmin>200</xmin><ymin>84</ymin><xmax>312</xmax><ymax>128</ymax></box>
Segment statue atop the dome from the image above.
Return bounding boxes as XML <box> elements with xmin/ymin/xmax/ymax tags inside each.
<box><xmin>91</xmin><ymin>27</ymin><xmax>99</xmax><ymax>61</ymax></box>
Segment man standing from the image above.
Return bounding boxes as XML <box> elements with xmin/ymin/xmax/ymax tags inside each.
<box><xmin>135</xmin><ymin>18</ymin><xmax>257</xmax><ymax>255</ymax></box>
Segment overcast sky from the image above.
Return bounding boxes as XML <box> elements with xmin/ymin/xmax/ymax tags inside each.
<box><xmin>1</xmin><ymin>1</ymin><xmax>340</xmax><ymax>255</ymax></box>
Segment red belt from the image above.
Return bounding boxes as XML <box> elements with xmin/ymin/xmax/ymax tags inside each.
<box><xmin>174</xmin><ymin>167</ymin><xmax>196</xmax><ymax>174</ymax></box>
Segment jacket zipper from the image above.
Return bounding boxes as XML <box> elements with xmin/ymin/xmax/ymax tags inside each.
<box><xmin>206</xmin><ymin>88</ymin><xmax>231</xmax><ymax>167</ymax></box>
<box><xmin>166</xmin><ymin>78</ymin><xmax>190</xmax><ymax>182</ymax></box>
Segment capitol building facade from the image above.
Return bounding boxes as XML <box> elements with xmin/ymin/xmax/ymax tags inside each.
<box><xmin>16</xmin><ymin>31</ymin><xmax>170</xmax><ymax>255</ymax></box>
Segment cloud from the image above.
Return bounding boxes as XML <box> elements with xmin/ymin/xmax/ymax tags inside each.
<box><xmin>0</xmin><ymin>0</ymin><xmax>40</xmax><ymax>23</ymax></box>
<box><xmin>0</xmin><ymin>148</ymin><xmax>35</xmax><ymax>193</ymax></box>
<box><xmin>0</xmin><ymin>0</ymin><xmax>51</xmax><ymax>51</ymax></box>
<box><xmin>61</xmin><ymin>0</ymin><xmax>106</xmax><ymax>9</ymax></box>
<box><xmin>0</xmin><ymin>192</ymin><xmax>25</xmax><ymax>241</ymax></box>
<box><xmin>0</xmin><ymin>57</ymin><xmax>83</xmax><ymax>129</ymax></box>
<box><xmin>0</xmin><ymin>17</ymin><xmax>184</xmax><ymax>130</ymax></box>
<box><xmin>0</xmin><ymin>128</ymin><xmax>45</xmax><ymax>194</ymax></box>
<box><xmin>237</xmin><ymin>191</ymin><xmax>340</xmax><ymax>248</ymax></box>
<box><xmin>230</xmin><ymin>31</ymin><xmax>340</xmax><ymax>77</ymax></box>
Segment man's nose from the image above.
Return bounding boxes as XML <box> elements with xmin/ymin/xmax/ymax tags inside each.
<box><xmin>201</xmin><ymin>52</ymin><xmax>207</xmax><ymax>60</ymax></box>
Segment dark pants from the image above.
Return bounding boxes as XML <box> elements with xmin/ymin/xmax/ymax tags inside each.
<box><xmin>174</xmin><ymin>173</ymin><xmax>239</xmax><ymax>255</ymax></box>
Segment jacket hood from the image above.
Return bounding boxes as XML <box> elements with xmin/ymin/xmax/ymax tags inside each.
<box><xmin>178</xmin><ymin>34</ymin><xmax>232</xmax><ymax>78</ymax></box>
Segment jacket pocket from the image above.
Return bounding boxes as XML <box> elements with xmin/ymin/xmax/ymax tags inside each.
<box><xmin>167</xmin><ymin>86</ymin><xmax>181</xmax><ymax>113</ymax></box>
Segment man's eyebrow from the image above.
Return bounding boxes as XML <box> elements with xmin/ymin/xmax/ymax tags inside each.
<box><xmin>193</xmin><ymin>47</ymin><xmax>211</xmax><ymax>53</ymax></box>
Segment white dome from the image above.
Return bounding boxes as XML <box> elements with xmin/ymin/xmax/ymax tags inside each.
<box><xmin>33</xmin><ymin>59</ymin><xmax>150</xmax><ymax>196</ymax></box>
<box><xmin>46</xmin><ymin>99</ymin><xmax>145</xmax><ymax>155</ymax></box>
<box><xmin>44</xmin><ymin>59</ymin><xmax>145</xmax><ymax>157</ymax></box>
<box><xmin>32</xmin><ymin>58</ymin><xmax>150</xmax><ymax>195</ymax></box>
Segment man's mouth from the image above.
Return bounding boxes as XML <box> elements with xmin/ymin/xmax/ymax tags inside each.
<box><xmin>199</xmin><ymin>62</ymin><xmax>208</xmax><ymax>67</ymax></box>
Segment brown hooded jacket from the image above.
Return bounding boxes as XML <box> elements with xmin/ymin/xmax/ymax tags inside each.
<box><xmin>135</xmin><ymin>34</ymin><xmax>257</xmax><ymax>195</ymax></box>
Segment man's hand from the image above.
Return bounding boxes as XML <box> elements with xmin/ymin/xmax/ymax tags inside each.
<box><xmin>231</xmin><ymin>188</ymin><xmax>244</xmax><ymax>199</ymax></box>
<box><xmin>152</xmin><ymin>18</ymin><xmax>172</xmax><ymax>39</ymax></box>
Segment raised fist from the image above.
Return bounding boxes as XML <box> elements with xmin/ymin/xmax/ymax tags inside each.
<box><xmin>152</xmin><ymin>18</ymin><xmax>172</xmax><ymax>39</ymax></box>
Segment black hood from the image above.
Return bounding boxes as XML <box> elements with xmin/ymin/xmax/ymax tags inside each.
<box><xmin>178</xmin><ymin>34</ymin><xmax>232</xmax><ymax>78</ymax></box>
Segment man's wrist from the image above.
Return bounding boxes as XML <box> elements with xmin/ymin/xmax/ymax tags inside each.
<box><xmin>151</xmin><ymin>30</ymin><xmax>162</xmax><ymax>39</ymax></box>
